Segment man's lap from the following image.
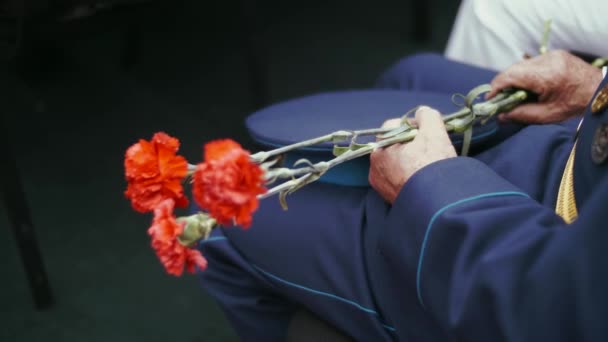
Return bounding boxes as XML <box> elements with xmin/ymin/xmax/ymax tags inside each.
<box><xmin>199</xmin><ymin>183</ymin><xmax>395</xmax><ymax>340</ymax></box>
<box><xmin>198</xmin><ymin>123</ymin><xmax>575</xmax><ymax>340</ymax></box>
<box><xmin>197</xmin><ymin>53</ymin><xmax>577</xmax><ymax>339</ymax></box>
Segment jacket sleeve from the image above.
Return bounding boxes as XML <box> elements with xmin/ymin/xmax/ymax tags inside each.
<box><xmin>379</xmin><ymin>156</ymin><xmax>608</xmax><ymax>341</ymax></box>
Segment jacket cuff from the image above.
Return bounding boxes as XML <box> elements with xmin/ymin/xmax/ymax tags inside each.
<box><xmin>378</xmin><ymin>157</ymin><xmax>526</xmax><ymax>285</ymax></box>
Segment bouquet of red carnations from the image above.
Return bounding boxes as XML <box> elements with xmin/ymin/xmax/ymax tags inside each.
<box><xmin>123</xmin><ymin>86</ymin><xmax>528</xmax><ymax>276</ymax></box>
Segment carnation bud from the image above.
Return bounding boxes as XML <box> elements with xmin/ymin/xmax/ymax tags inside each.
<box><xmin>176</xmin><ymin>213</ymin><xmax>217</xmax><ymax>247</ymax></box>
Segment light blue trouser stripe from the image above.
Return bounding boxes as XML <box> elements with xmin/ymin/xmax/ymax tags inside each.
<box><xmin>199</xmin><ymin>229</ymin><xmax>397</xmax><ymax>331</ymax></box>
<box><xmin>200</xmin><ymin>236</ymin><xmax>228</xmax><ymax>244</ymax></box>
<box><xmin>253</xmin><ymin>264</ymin><xmax>396</xmax><ymax>331</ymax></box>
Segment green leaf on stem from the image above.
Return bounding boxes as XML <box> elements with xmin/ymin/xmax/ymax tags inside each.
<box><xmin>333</xmin><ymin>143</ymin><xmax>369</xmax><ymax>157</ymax></box>
<box><xmin>176</xmin><ymin>213</ymin><xmax>217</xmax><ymax>247</ymax></box>
<box><xmin>465</xmin><ymin>84</ymin><xmax>493</xmax><ymax>107</ymax></box>
<box><xmin>279</xmin><ymin>190</ymin><xmax>289</xmax><ymax>210</ymax></box>
<box><xmin>331</xmin><ymin>130</ymin><xmax>354</xmax><ymax>143</ymax></box>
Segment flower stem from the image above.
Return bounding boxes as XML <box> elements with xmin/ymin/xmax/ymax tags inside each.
<box><xmin>250</xmin><ymin>89</ymin><xmax>525</xmax><ymax>165</ymax></box>
<box><xmin>259</xmin><ymin>178</ymin><xmax>303</xmax><ymax>199</ymax></box>
<box><xmin>259</xmin><ymin>90</ymin><xmax>529</xmax><ymax>199</ymax></box>
<box><xmin>250</xmin><ymin>128</ymin><xmax>396</xmax><ymax>164</ymax></box>
<box><xmin>539</xmin><ymin>19</ymin><xmax>552</xmax><ymax>55</ymax></box>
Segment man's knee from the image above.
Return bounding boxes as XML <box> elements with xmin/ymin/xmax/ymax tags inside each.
<box><xmin>375</xmin><ymin>53</ymin><xmax>445</xmax><ymax>89</ymax></box>
<box><xmin>197</xmin><ymin>235</ymin><xmax>296</xmax><ymax>341</ymax></box>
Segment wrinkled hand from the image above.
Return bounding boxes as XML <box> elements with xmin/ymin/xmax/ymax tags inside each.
<box><xmin>487</xmin><ymin>50</ymin><xmax>603</xmax><ymax>124</ymax></box>
<box><xmin>369</xmin><ymin>107</ymin><xmax>457</xmax><ymax>204</ymax></box>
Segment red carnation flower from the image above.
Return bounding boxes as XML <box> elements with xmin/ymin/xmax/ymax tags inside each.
<box><xmin>192</xmin><ymin>139</ymin><xmax>267</xmax><ymax>228</ymax></box>
<box><xmin>151</xmin><ymin>238</ymin><xmax>208</xmax><ymax>276</ymax></box>
<box><xmin>148</xmin><ymin>199</ymin><xmax>208</xmax><ymax>276</ymax></box>
<box><xmin>147</xmin><ymin>197</ymin><xmax>181</xmax><ymax>242</ymax></box>
<box><xmin>124</xmin><ymin>132</ymin><xmax>189</xmax><ymax>213</ymax></box>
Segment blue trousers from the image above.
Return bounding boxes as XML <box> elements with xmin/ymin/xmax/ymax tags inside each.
<box><xmin>196</xmin><ymin>54</ymin><xmax>578</xmax><ymax>341</ymax></box>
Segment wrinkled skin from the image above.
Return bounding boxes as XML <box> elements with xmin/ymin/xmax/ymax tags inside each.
<box><xmin>369</xmin><ymin>52</ymin><xmax>603</xmax><ymax>203</ymax></box>
<box><xmin>487</xmin><ymin>50</ymin><xmax>603</xmax><ymax>124</ymax></box>
<box><xmin>369</xmin><ymin>107</ymin><xmax>457</xmax><ymax>204</ymax></box>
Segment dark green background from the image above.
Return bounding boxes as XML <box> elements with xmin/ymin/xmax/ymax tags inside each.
<box><xmin>0</xmin><ymin>1</ymin><xmax>459</xmax><ymax>340</ymax></box>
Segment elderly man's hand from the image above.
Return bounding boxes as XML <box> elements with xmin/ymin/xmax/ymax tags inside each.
<box><xmin>369</xmin><ymin>107</ymin><xmax>457</xmax><ymax>204</ymax></box>
<box><xmin>487</xmin><ymin>50</ymin><xmax>603</xmax><ymax>124</ymax></box>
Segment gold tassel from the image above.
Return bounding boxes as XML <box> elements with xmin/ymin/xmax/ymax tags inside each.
<box><xmin>555</xmin><ymin>143</ymin><xmax>579</xmax><ymax>224</ymax></box>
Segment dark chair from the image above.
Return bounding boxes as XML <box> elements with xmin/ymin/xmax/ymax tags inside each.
<box><xmin>0</xmin><ymin>0</ymin><xmax>54</xmax><ymax>311</ymax></box>
<box><xmin>0</xmin><ymin>120</ymin><xmax>54</xmax><ymax>310</ymax></box>
<box><xmin>0</xmin><ymin>0</ymin><xmax>147</xmax><ymax>311</ymax></box>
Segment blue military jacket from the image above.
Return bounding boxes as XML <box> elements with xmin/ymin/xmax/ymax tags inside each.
<box><xmin>199</xmin><ymin>57</ymin><xmax>608</xmax><ymax>341</ymax></box>
<box><xmin>366</xmin><ymin>75</ymin><xmax>608</xmax><ymax>341</ymax></box>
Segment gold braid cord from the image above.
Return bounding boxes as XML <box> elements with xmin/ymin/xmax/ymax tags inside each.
<box><xmin>555</xmin><ymin>142</ymin><xmax>579</xmax><ymax>224</ymax></box>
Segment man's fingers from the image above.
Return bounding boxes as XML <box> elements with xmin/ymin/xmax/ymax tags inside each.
<box><xmin>486</xmin><ymin>81</ymin><xmax>501</xmax><ymax>99</ymax></box>
<box><xmin>415</xmin><ymin>106</ymin><xmax>446</xmax><ymax>136</ymax></box>
<box><xmin>500</xmin><ymin>103</ymin><xmax>550</xmax><ymax>124</ymax></box>
<box><xmin>487</xmin><ymin>61</ymin><xmax>536</xmax><ymax>99</ymax></box>
<box><xmin>488</xmin><ymin>70</ymin><xmax>517</xmax><ymax>99</ymax></box>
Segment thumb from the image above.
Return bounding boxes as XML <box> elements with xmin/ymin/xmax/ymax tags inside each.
<box><xmin>486</xmin><ymin>71</ymin><xmax>512</xmax><ymax>99</ymax></box>
<box><xmin>415</xmin><ymin>106</ymin><xmax>446</xmax><ymax>136</ymax></box>
<box><xmin>501</xmin><ymin>103</ymin><xmax>550</xmax><ymax>124</ymax></box>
